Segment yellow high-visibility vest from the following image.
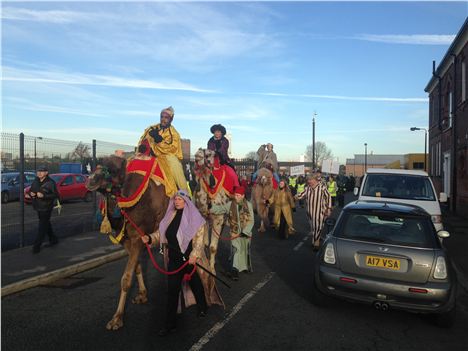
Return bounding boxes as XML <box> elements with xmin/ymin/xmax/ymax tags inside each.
<box><xmin>328</xmin><ymin>181</ymin><xmax>337</xmax><ymax>197</ymax></box>
<box><xmin>297</xmin><ymin>183</ymin><xmax>305</xmax><ymax>194</ymax></box>
<box><xmin>289</xmin><ymin>177</ymin><xmax>297</xmax><ymax>187</ymax></box>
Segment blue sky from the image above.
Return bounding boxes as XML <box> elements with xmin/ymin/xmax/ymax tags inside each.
<box><xmin>2</xmin><ymin>1</ymin><xmax>467</xmax><ymax>163</ymax></box>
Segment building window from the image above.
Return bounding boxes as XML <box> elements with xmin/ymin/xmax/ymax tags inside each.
<box><xmin>413</xmin><ymin>162</ymin><xmax>424</xmax><ymax>170</ymax></box>
<box><xmin>462</xmin><ymin>59</ymin><xmax>466</xmax><ymax>102</ymax></box>
<box><xmin>437</xmin><ymin>142</ymin><xmax>441</xmax><ymax>176</ymax></box>
<box><xmin>431</xmin><ymin>144</ymin><xmax>435</xmax><ymax>175</ymax></box>
<box><xmin>448</xmin><ymin>91</ymin><xmax>453</xmax><ymax>128</ymax></box>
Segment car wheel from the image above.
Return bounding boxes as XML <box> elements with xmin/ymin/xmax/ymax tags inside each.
<box><xmin>310</xmin><ymin>257</ymin><xmax>332</xmax><ymax>307</ymax></box>
<box><xmin>2</xmin><ymin>192</ymin><xmax>9</xmax><ymax>204</ymax></box>
<box><xmin>432</xmin><ymin>305</ymin><xmax>456</xmax><ymax>328</ymax></box>
<box><xmin>311</xmin><ymin>273</ymin><xmax>332</xmax><ymax>307</ymax></box>
<box><xmin>84</xmin><ymin>191</ymin><xmax>93</xmax><ymax>202</ymax></box>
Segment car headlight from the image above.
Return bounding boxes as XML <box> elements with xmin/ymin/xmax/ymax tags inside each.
<box><xmin>324</xmin><ymin>243</ymin><xmax>336</xmax><ymax>265</ymax></box>
<box><xmin>431</xmin><ymin>215</ymin><xmax>442</xmax><ymax>224</ymax></box>
<box><xmin>433</xmin><ymin>256</ymin><xmax>447</xmax><ymax>280</ymax></box>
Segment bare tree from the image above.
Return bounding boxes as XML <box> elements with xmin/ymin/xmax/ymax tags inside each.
<box><xmin>305</xmin><ymin>141</ymin><xmax>333</xmax><ymax>167</ymax></box>
<box><xmin>70</xmin><ymin>142</ymin><xmax>91</xmax><ymax>162</ymax></box>
<box><xmin>245</xmin><ymin>151</ymin><xmax>258</xmax><ymax>161</ymax></box>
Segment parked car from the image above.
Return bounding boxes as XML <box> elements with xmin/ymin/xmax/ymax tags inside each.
<box><xmin>312</xmin><ymin>201</ymin><xmax>457</xmax><ymax>327</ymax></box>
<box><xmin>354</xmin><ymin>168</ymin><xmax>446</xmax><ymax>231</ymax></box>
<box><xmin>24</xmin><ymin>173</ymin><xmax>92</xmax><ymax>203</ymax></box>
<box><xmin>1</xmin><ymin>171</ymin><xmax>36</xmax><ymax>203</ymax></box>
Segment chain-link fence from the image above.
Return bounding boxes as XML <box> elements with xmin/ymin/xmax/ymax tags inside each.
<box><xmin>1</xmin><ymin>132</ymin><xmax>315</xmax><ymax>251</ymax></box>
<box><xmin>1</xmin><ymin>133</ymin><xmax>136</xmax><ymax>251</ymax></box>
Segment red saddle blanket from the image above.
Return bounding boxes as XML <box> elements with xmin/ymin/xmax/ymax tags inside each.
<box><xmin>118</xmin><ymin>157</ymin><xmax>166</xmax><ymax>208</ymax></box>
<box><xmin>201</xmin><ymin>157</ymin><xmax>239</xmax><ymax>197</ymax></box>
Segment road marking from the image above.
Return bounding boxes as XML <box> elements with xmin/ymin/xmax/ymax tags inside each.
<box><xmin>189</xmin><ymin>272</ymin><xmax>275</xmax><ymax>351</ymax></box>
<box><xmin>6</xmin><ymin>266</ymin><xmax>47</xmax><ymax>277</ymax></box>
<box><xmin>293</xmin><ymin>242</ymin><xmax>304</xmax><ymax>251</ymax></box>
<box><xmin>302</xmin><ymin>236</ymin><xmax>309</xmax><ymax>242</ymax></box>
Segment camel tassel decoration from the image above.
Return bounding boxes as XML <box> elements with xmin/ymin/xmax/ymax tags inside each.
<box><xmin>100</xmin><ymin>198</ymin><xmax>113</xmax><ymax>234</ymax></box>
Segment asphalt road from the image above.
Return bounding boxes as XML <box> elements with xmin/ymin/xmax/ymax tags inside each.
<box><xmin>1</xmin><ymin>199</ymin><xmax>96</xmax><ymax>251</ymax></box>
<box><xmin>2</xmin><ymin>200</ymin><xmax>468</xmax><ymax>351</ymax></box>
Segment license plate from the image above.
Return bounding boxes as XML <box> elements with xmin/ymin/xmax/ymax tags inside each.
<box><xmin>366</xmin><ymin>255</ymin><xmax>401</xmax><ymax>270</ymax></box>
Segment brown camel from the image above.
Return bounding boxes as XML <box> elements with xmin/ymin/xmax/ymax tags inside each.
<box><xmin>251</xmin><ymin>168</ymin><xmax>275</xmax><ymax>232</ymax></box>
<box><xmin>192</xmin><ymin>148</ymin><xmax>232</xmax><ymax>271</ymax></box>
<box><xmin>86</xmin><ymin>154</ymin><xmax>169</xmax><ymax>330</ymax></box>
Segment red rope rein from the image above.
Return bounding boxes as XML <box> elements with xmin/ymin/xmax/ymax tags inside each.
<box><xmin>121</xmin><ymin>210</ymin><xmax>196</xmax><ymax>280</ymax></box>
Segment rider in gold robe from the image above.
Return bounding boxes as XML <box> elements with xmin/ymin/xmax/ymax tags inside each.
<box><xmin>138</xmin><ymin>106</ymin><xmax>188</xmax><ymax>194</ymax></box>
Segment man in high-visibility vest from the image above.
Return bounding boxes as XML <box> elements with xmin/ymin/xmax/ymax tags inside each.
<box><xmin>327</xmin><ymin>175</ymin><xmax>337</xmax><ymax>207</ymax></box>
<box><xmin>296</xmin><ymin>176</ymin><xmax>306</xmax><ymax>208</ymax></box>
<box><xmin>288</xmin><ymin>175</ymin><xmax>297</xmax><ymax>196</ymax></box>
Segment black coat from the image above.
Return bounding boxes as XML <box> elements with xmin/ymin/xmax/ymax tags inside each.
<box><xmin>29</xmin><ymin>176</ymin><xmax>58</xmax><ymax>212</ymax></box>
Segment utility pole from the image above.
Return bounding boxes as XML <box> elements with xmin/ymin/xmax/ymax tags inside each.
<box><xmin>312</xmin><ymin>111</ymin><xmax>316</xmax><ymax>169</ymax></box>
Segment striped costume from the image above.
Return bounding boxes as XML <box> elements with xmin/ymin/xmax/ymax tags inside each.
<box><xmin>297</xmin><ymin>182</ymin><xmax>332</xmax><ymax>245</ymax></box>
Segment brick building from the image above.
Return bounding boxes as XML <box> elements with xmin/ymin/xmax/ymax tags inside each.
<box><xmin>181</xmin><ymin>139</ymin><xmax>191</xmax><ymax>161</ymax></box>
<box><xmin>425</xmin><ymin>18</ymin><xmax>468</xmax><ymax>217</ymax></box>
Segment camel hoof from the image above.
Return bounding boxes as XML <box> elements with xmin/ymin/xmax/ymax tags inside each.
<box><xmin>132</xmin><ymin>293</ymin><xmax>148</xmax><ymax>304</ymax></box>
<box><xmin>106</xmin><ymin>316</ymin><xmax>124</xmax><ymax>331</ymax></box>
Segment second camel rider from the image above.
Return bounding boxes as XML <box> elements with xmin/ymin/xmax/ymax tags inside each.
<box><xmin>207</xmin><ymin>124</ymin><xmax>239</xmax><ymax>189</ymax></box>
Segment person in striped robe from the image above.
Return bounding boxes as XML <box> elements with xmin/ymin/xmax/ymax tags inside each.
<box><xmin>296</xmin><ymin>171</ymin><xmax>332</xmax><ymax>251</ymax></box>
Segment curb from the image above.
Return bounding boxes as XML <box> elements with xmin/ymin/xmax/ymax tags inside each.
<box><xmin>1</xmin><ymin>249</ymin><xmax>127</xmax><ymax>298</ymax></box>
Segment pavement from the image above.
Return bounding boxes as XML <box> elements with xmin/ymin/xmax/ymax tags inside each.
<box><xmin>1</xmin><ymin>231</ymin><xmax>126</xmax><ymax>297</ymax></box>
<box><xmin>2</xmin><ymin>200</ymin><xmax>468</xmax><ymax>298</ymax></box>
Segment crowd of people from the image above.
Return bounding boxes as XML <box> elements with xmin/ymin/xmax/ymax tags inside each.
<box><xmin>27</xmin><ymin>106</ymin><xmax>350</xmax><ymax>336</ymax></box>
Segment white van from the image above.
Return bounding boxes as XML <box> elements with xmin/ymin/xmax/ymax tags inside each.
<box><xmin>354</xmin><ymin>168</ymin><xmax>447</xmax><ymax>231</ymax></box>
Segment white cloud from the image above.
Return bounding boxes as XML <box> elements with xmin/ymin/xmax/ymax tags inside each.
<box><xmin>254</xmin><ymin>92</ymin><xmax>427</xmax><ymax>103</ymax></box>
<box><xmin>2</xmin><ymin>67</ymin><xmax>215</xmax><ymax>93</ymax></box>
<box><xmin>4</xmin><ymin>97</ymin><xmax>108</xmax><ymax>118</ymax></box>
<box><xmin>1</xmin><ymin>7</ymin><xmax>102</xmax><ymax>24</ymax></box>
<box><xmin>355</xmin><ymin>34</ymin><xmax>455</xmax><ymax>45</ymax></box>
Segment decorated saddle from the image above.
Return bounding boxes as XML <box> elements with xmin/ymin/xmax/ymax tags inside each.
<box><xmin>118</xmin><ymin>156</ymin><xmax>177</xmax><ymax>208</ymax></box>
<box><xmin>196</xmin><ymin>156</ymin><xmax>239</xmax><ymax>198</ymax></box>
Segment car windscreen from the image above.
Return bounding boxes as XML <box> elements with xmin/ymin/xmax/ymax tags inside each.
<box><xmin>362</xmin><ymin>174</ymin><xmax>436</xmax><ymax>201</ymax></box>
<box><xmin>50</xmin><ymin>175</ymin><xmax>63</xmax><ymax>183</ymax></box>
<box><xmin>336</xmin><ymin>211</ymin><xmax>437</xmax><ymax>248</ymax></box>
<box><xmin>1</xmin><ymin>174</ymin><xmax>15</xmax><ymax>183</ymax></box>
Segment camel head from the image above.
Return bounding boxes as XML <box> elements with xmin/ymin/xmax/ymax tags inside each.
<box><xmin>86</xmin><ymin>155</ymin><xmax>127</xmax><ymax>193</ymax></box>
<box><xmin>257</xmin><ymin>168</ymin><xmax>272</xmax><ymax>186</ymax></box>
<box><xmin>194</xmin><ymin>148</ymin><xmax>216</xmax><ymax>172</ymax></box>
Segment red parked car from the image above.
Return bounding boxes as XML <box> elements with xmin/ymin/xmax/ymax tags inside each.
<box><xmin>24</xmin><ymin>173</ymin><xmax>92</xmax><ymax>203</ymax></box>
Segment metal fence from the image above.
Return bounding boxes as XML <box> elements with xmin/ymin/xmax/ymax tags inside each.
<box><xmin>1</xmin><ymin>133</ymin><xmax>136</xmax><ymax>251</ymax></box>
<box><xmin>1</xmin><ymin>132</ymin><xmax>315</xmax><ymax>251</ymax></box>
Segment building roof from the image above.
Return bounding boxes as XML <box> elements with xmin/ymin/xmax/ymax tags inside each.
<box><xmin>346</xmin><ymin>154</ymin><xmax>405</xmax><ymax>165</ymax></box>
<box><xmin>425</xmin><ymin>18</ymin><xmax>468</xmax><ymax>93</ymax></box>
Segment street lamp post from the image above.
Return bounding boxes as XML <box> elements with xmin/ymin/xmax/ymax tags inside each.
<box><xmin>410</xmin><ymin>127</ymin><xmax>427</xmax><ymax>172</ymax></box>
<box><xmin>34</xmin><ymin>137</ymin><xmax>43</xmax><ymax>171</ymax></box>
<box><xmin>364</xmin><ymin>143</ymin><xmax>367</xmax><ymax>174</ymax></box>
<box><xmin>312</xmin><ymin>112</ymin><xmax>316</xmax><ymax>169</ymax></box>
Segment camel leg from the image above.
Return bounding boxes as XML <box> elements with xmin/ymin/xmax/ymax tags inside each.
<box><xmin>132</xmin><ymin>262</ymin><xmax>148</xmax><ymax>304</ymax></box>
<box><xmin>209</xmin><ymin>215</ymin><xmax>223</xmax><ymax>271</ymax></box>
<box><xmin>106</xmin><ymin>240</ymin><xmax>142</xmax><ymax>330</ymax></box>
<box><xmin>258</xmin><ymin>219</ymin><xmax>265</xmax><ymax>232</ymax></box>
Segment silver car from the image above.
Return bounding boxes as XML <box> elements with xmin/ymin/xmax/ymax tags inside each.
<box><xmin>313</xmin><ymin>201</ymin><xmax>457</xmax><ymax>327</ymax></box>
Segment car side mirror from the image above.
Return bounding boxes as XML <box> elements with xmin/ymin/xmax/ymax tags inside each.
<box><xmin>353</xmin><ymin>187</ymin><xmax>359</xmax><ymax>196</ymax></box>
<box><xmin>437</xmin><ymin>230</ymin><xmax>450</xmax><ymax>239</ymax></box>
<box><xmin>439</xmin><ymin>192</ymin><xmax>448</xmax><ymax>203</ymax></box>
<box><xmin>325</xmin><ymin>218</ymin><xmax>336</xmax><ymax>227</ymax></box>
